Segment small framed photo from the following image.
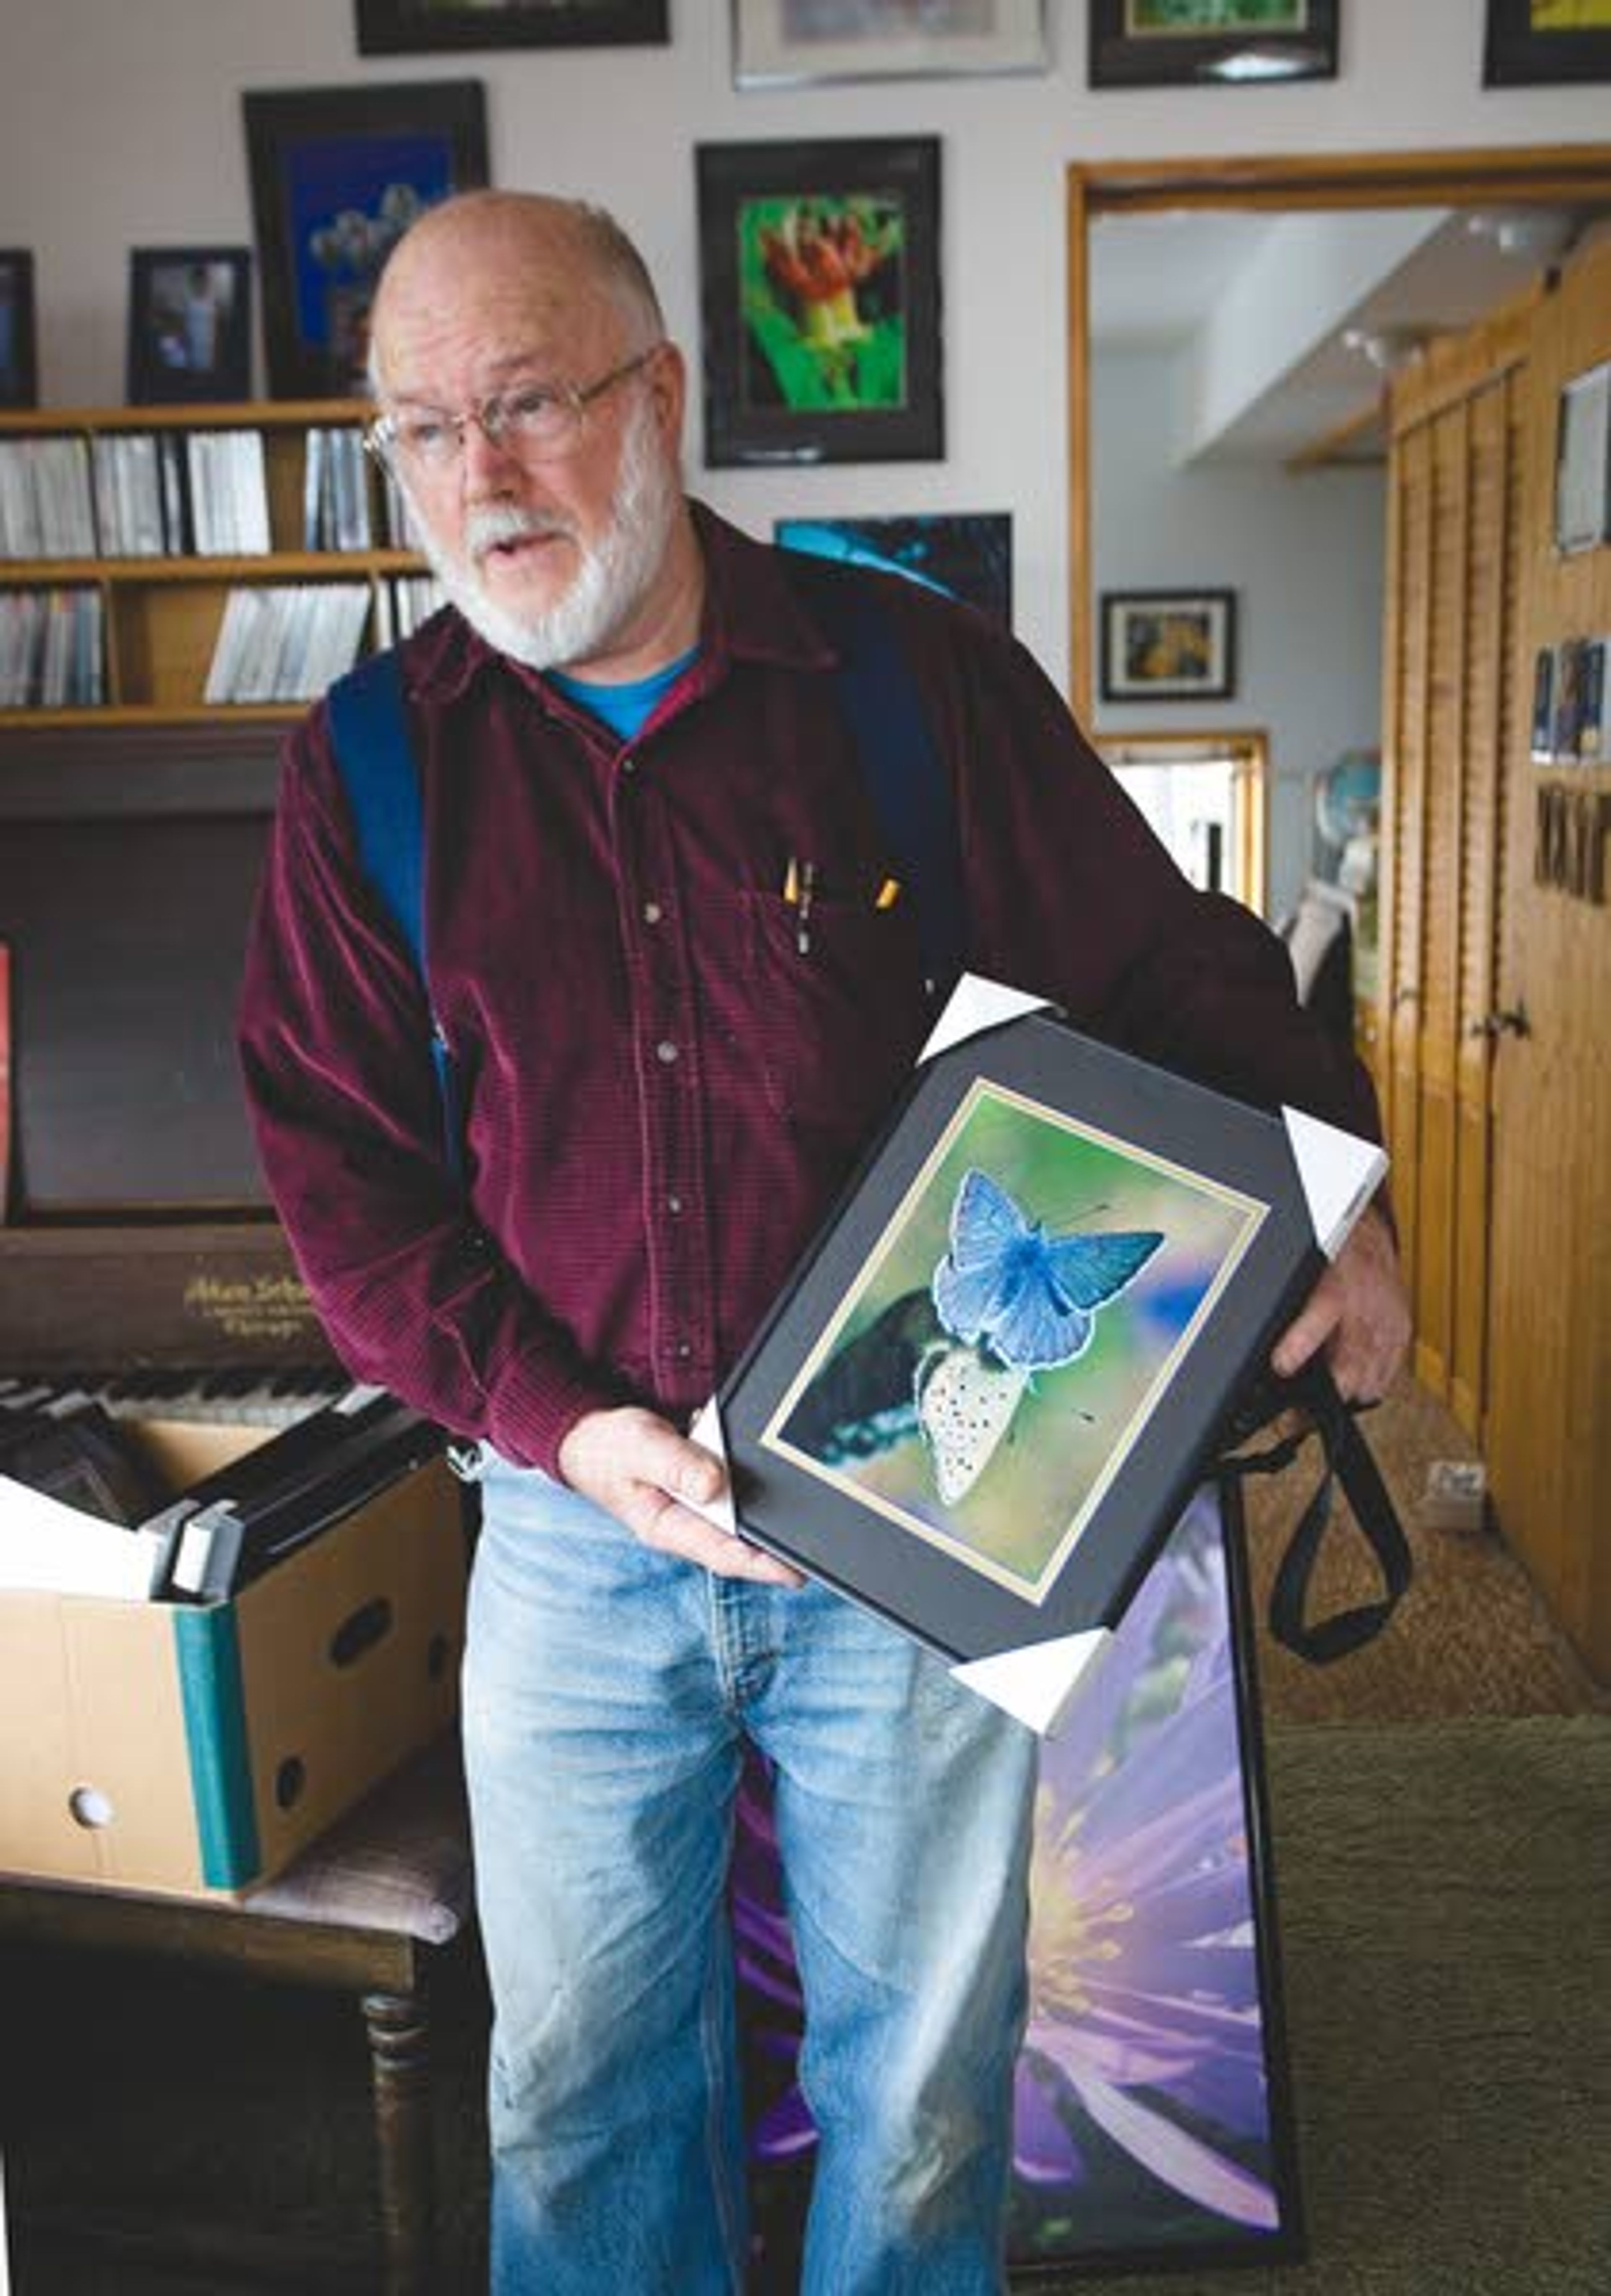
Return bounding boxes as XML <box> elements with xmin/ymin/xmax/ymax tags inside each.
<box><xmin>0</xmin><ymin>251</ymin><xmax>38</xmax><ymax>410</ymax></box>
<box><xmin>1554</xmin><ymin>359</ymin><xmax>1611</xmax><ymax>555</ymax></box>
<box><xmin>719</xmin><ymin>1009</ymin><xmax>1375</xmax><ymax>1668</ymax></box>
<box><xmin>126</xmin><ymin>249</ymin><xmax>253</xmax><ymax>404</ymax></box>
<box><xmin>775</xmin><ymin>511</ymin><xmax>1013</xmax><ymax>626</ymax></box>
<box><xmin>1483</xmin><ymin>0</ymin><xmax>1611</xmax><ymax>86</ymax></box>
<box><xmin>355</xmin><ymin>0</ymin><xmax>667</xmax><ymax>53</ymax></box>
<box><xmin>696</xmin><ymin>136</ymin><xmax>943</xmax><ymax>469</ymax></box>
<box><xmin>243</xmin><ymin>80</ymin><xmax>490</xmax><ymax>398</ymax></box>
<box><xmin>1100</xmin><ymin>588</ymin><xmax>1237</xmax><ymax>703</ymax></box>
<box><xmin>733</xmin><ymin>0</ymin><xmax>1047</xmax><ymax>87</ymax></box>
<box><xmin>1088</xmin><ymin>0</ymin><xmax>1338</xmax><ymax>89</ymax></box>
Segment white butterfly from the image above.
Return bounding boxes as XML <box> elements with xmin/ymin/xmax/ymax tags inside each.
<box><xmin>914</xmin><ymin>1340</ymin><xmax>1030</xmax><ymax>1504</ymax></box>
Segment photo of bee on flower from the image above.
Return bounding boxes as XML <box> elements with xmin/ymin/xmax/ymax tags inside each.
<box><xmin>739</xmin><ymin>190</ymin><xmax>908</xmax><ymax>414</ymax></box>
<box><xmin>769</xmin><ymin>1081</ymin><xmax>1262</xmax><ymax>1598</ymax></box>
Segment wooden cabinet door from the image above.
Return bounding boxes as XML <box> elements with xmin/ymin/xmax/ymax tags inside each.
<box><xmin>1485</xmin><ymin>238</ymin><xmax>1611</xmax><ymax>1677</ymax></box>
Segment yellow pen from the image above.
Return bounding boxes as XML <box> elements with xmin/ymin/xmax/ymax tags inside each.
<box><xmin>783</xmin><ymin>854</ymin><xmax>801</xmax><ymax>907</ymax></box>
<box><xmin>874</xmin><ymin>875</ymin><xmax>902</xmax><ymax>910</ymax></box>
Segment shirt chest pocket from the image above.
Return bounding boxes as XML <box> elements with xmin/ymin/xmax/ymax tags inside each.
<box><xmin>738</xmin><ymin>887</ymin><xmax>931</xmax><ymax>1149</ymax></box>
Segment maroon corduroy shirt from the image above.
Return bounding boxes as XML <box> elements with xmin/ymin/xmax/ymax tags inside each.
<box><xmin>238</xmin><ymin>506</ymin><xmax>1381</xmax><ymax>1477</ymax></box>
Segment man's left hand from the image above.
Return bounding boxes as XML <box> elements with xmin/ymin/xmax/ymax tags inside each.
<box><xmin>1269</xmin><ymin>1202</ymin><xmax>1410</xmax><ymax>1404</ymax></box>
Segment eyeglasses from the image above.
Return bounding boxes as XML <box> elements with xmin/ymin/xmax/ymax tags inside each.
<box><xmin>365</xmin><ymin>347</ymin><xmax>660</xmax><ymax>476</ymax></box>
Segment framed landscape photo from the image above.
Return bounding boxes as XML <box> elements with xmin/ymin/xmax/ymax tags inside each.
<box><xmin>696</xmin><ymin>136</ymin><xmax>942</xmax><ymax>468</ymax></box>
<box><xmin>355</xmin><ymin>0</ymin><xmax>668</xmax><ymax>52</ymax></box>
<box><xmin>126</xmin><ymin>248</ymin><xmax>252</xmax><ymax>404</ymax></box>
<box><xmin>775</xmin><ymin>510</ymin><xmax>1014</xmax><ymax>625</ymax></box>
<box><xmin>1101</xmin><ymin>588</ymin><xmax>1237</xmax><ymax>702</ymax></box>
<box><xmin>733</xmin><ymin>0</ymin><xmax>1047</xmax><ymax>87</ymax></box>
<box><xmin>243</xmin><ymin>80</ymin><xmax>489</xmax><ymax>398</ymax></box>
<box><xmin>1483</xmin><ymin>0</ymin><xmax>1611</xmax><ymax>86</ymax></box>
<box><xmin>718</xmin><ymin>1008</ymin><xmax>1379</xmax><ymax>1669</ymax></box>
<box><xmin>0</xmin><ymin>252</ymin><xmax>38</xmax><ymax>410</ymax></box>
<box><xmin>1088</xmin><ymin>0</ymin><xmax>1339</xmax><ymax>89</ymax></box>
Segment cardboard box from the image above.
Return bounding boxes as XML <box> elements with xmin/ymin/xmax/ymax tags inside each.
<box><xmin>0</xmin><ymin>1417</ymin><xmax>467</xmax><ymax>1898</ymax></box>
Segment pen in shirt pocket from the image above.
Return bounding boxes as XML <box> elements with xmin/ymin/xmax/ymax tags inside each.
<box><xmin>782</xmin><ymin>855</ymin><xmax>817</xmax><ymax>953</ymax></box>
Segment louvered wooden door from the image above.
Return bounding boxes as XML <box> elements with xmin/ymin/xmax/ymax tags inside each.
<box><xmin>1379</xmin><ymin>306</ymin><xmax>1531</xmax><ymax>1437</ymax></box>
<box><xmin>1484</xmin><ymin>237</ymin><xmax>1611</xmax><ymax>1677</ymax></box>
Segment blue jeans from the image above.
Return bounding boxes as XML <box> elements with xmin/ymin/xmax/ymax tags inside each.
<box><xmin>460</xmin><ymin>1453</ymin><xmax>1038</xmax><ymax>2296</ymax></box>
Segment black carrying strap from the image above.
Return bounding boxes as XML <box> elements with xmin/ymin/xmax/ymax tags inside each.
<box><xmin>1219</xmin><ymin>1359</ymin><xmax>1413</xmax><ymax>1663</ymax></box>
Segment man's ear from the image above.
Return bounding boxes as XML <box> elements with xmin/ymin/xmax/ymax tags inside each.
<box><xmin>647</xmin><ymin>340</ymin><xmax>687</xmax><ymax>451</ymax></box>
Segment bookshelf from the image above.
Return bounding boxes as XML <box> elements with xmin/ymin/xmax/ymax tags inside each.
<box><xmin>0</xmin><ymin>399</ymin><xmax>426</xmax><ymax>723</ymax></box>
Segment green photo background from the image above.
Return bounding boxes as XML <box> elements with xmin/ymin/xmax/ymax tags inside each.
<box><xmin>738</xmin><ymin>190</ymin><xmax>909</xmax><ymax>415</ymax></box>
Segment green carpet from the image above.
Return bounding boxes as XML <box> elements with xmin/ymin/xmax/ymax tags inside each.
<box><xmin>3</xmin><ymin>1716</ymin><xmax>1608</xmax><ymax>2294</ymax></box>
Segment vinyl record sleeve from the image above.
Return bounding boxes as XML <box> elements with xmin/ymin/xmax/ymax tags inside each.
<box><xmin>718</xmin><ymin>1008</ymin><xmax>1377</xmax><ymax>1671</ymax></box>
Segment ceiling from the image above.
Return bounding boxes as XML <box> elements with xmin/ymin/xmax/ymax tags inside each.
<box><xmin>1090</xmin><ymin>203</ymin><xmax>1601</xmax><ymax>466</ymax></box>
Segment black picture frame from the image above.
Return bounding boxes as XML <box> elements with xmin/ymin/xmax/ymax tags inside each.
<box><xmin>1483</xmin><ymin>0</ymin><xmax>1611</xmax><ymax>86</ymax></box>
<box><xmin>126</xmin><ymin>248</ymin><xmax>253</xmax><ymax>406</ymax></box>
<box><xmin>1088</xmin><ymin>0</ymin><xmax>1338</xmax><ymax>89</ymax></box>
<box><xmin>774</xmin><ymin>511</ymin><xmax>1013</xmax><ymax>626</ymax></box>
<box><xmin>1100</xmin><ymin>587</ymin><xmax>1237</xmax><ymax>702</ymax></box>
<box><xmin>736</xmin><ymin>1479</ymin><xmax>1305</xmax><ymax>2278</ymax></box>
<box><xmin>719</xmin><ymin>1010</ymin><xmax>1357</xmax><ymax>1668</ymax></box>
<box><xmin>355</xmin><ymin>0</ymin><xmax>668</xmax><ymax>53</ymax></box>
<box><xmin>243</xmin><ymin>80</ymin><xmax>489</xmax><ymax>399</ymax></box>
<box><xmin>0</xmin><ymin>251</ymin><xmax>39</xmax><ymax>410</ymax></box>
<box><xmin>696</xmin><ymin>136</ymin><xmax>943</xmax><ymax>469</ymax></box>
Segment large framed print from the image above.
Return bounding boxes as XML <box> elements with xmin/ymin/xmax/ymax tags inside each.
<box><xmin>696</xmin><ymin>136</ymin><xmax>942</xmax><ymax>469</ymax></box>
<box><xmin>243</xmin><ymin>81</ymin><xmax>490</xmax><ymax>398</ymax></box>
<box><xmin>736</xmin><ymin>1480</ymin><xmax>1303</xmax><ymax>2277</ymax></box>
<box><xmin>355</xmin><ymin>1</ymin><xmax>668</xmax><ymax>52</ymax></box>
<box><xmin>733</xmin><ymin>0</ymin><xmax>1048</xmax><ymax>86</ymax></box>
<box><xmin>719</xmin><ymin>1007</ymin><xmax>1380</xmax><ymax>1686</ymax></box>
<box><xmin>1088</xmin><ymin>0</ymin><xmax>1339</xmax><ymax>89</ymax></box>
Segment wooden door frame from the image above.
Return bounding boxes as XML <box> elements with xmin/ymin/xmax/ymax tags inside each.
<box><xmin>1066</xmin><ymin>142</ymin><xmax>1611</xmax><ymax>721</ymax></box>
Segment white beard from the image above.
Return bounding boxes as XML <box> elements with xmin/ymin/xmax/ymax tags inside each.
<box><xmin>406</xmin><ymin>391</ymin><xmax>683</xmax><ymax>674</ymax></box>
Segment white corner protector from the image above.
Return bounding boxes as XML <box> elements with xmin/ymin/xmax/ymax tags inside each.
<box><xmin>1281</xmin><ymin>1105</ymin><xmax>1389</xmax><ymax>1261</ymax></box>
<box><xmin>951</xmin><ymin>1627</ymin><xmax>1113</xmax><ymax>1738</ymax></box>
<box><xmin>918</xmin><ymin>972</ymin><xmax>1051</xmax><ymax>1065</ymax></box>
<box><xmin>686</xmin><ymin>1396</ymin><xmax>740</xmax><ymax>1537</ymax></box>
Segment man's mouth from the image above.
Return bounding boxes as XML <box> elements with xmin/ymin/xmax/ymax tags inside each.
<box><xmin>467</xmin><ymin>511</ymin><xmax>574</xmax><ymax>570</ymax></box>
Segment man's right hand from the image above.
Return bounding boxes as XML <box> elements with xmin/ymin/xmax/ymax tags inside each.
<box><xmin>556</xmin><ymin>1405</ymin><xmax>805</xmax><ymax>1586</ymax></box>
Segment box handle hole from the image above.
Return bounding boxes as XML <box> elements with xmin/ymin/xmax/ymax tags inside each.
<box><xmin>426</xmin><ymin>1631</ymin><xmax>451</xmax><ymax>1681</ymax></box>
<box><xmin>329</xmin><ymin>1596</ymin><xmax>393</xmax><ymax>1668</ymax></box>
<box><xmin>275</xmin><ymin>1757</ymin><xmax>306</xmax><ymax>1811</ymax></box>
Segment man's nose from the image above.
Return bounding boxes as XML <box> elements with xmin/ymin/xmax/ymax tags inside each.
<box><xmin>457</xmin><ymin>409</ymin><xmax>521</xmax><ymax>484</ymax></box>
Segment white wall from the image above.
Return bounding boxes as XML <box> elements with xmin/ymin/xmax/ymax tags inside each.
<box><xmin>1092</xmin><ymin>348</ymin><xmax>1384</xmax><ymax>920</ymax></box>
<box><xmin>0</xmin><ymin>0</ymin><xmax>1604</xmax><ymax>882</ymax></box>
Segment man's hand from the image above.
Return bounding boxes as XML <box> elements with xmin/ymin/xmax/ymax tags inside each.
<box><xmin>557</xmin><ymin>1405</ymin><xmax>806</xmax><ymax>1586</ymax></box>
<box><xmin>1270</xmin><ymin>1203</ymin><xmax>1411</xmax><ymax>1404</ymax></box>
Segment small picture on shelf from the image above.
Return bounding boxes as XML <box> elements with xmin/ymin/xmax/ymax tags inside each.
<box><xmin>1531</xmin><ymin>645</ymin><xmax>1557</xmax><ymax>763</ymax></box>
<box><xmin>0</xmin><ymin>252</ymin><xmax>38</xmax><ymax>410</ymax></box>
<box><xmin>127</xmin><ymin>248</ymin><xmax>253</xmax><ymax>405</ymax></box>
<box><xmin>244</xmin><ymin>80</ymin><xmax>490</xmax><ymax>398</ymax></box>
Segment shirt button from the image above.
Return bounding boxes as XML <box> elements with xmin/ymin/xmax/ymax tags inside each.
<box><xmin>643</xmin><ymin>900</ymin><xmax>663</xmax><ymax>925</ymax></box>
<box><xmin>620</xmin><ymin>755</ymin><xmax>637</xmax><ymax>777</ymax></box>
<box><xmin>656</xmin><ymin>1039</ymin><xmax>679</xmax><ymax>1065</ymax></box>
<box><xmin>667</xmin><ymin>1194</ymin><xmax>684</xmax><ymax>1214</ymax></box>
<box><xmin>675</xmin><ymin>1342</ymin><xmax>693</xmax><ymax>1360</ymax></box>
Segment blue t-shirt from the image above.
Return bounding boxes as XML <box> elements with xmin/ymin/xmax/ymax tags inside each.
<box><xmin>547</xmin><ymin>646</ymin><xmax>699</xmax><ymax>743</ymax></box>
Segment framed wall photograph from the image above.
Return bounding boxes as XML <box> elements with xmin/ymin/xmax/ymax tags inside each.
<box><xmin>775</xmin><ymin>510</ymin><xmax>1014</xmax><ymax>625</ymax></box>
<box><xmin>126</xmin><ymin>248</ymin><xmax>252</xmax><ymax>405</ymax></box>
<box><xmin>733</xmin><ymin>0</ymin><xmax>1047</xmax><ymax>87</ymax></box>
<box><xmin>1088</xmin><ymin>0</ymin><xmax>1339</xmax><ymax>89</ymax></box>
<box><xmin>0</xmin><ymin>252</ymin><xmax>38</xmax><ymax>410</ymax></box>
<box><xmin>1483</xmin><ymin>0</ymin><xmax>1611</xmax><ymax>86</ymax></box>
<box><xmin>1554</xmin><ymin>358</ymin><xmax>1611</xmax><ymax>553</ymax></box>
<box><xmin>718</xmin><ymin>1009</ymin><xmax>1379</xmax><ymax>1671</ymax></box>
<box><xmin>1101</xmin><ymin>588</ymin><xmax>1237</xmax><ymax>702</ymax></box>
<box><xmin>243</xmin><ymin>80</ymin><xmax>489</xmax><ymax>398</ymax></box>
<box><xmin>696</xmin><ymin>136</ymin><xmax>942</xmax><ymax>468</ymax></box>
<box><xmin>355</xmin><ymin>0</ymin><xmax>668</xmax><ymax>53</ymax></box>
<box><xmin>736</xmin><ymin>1480</ymin><xmax>1304</xmax><ymax>2278</ymax></box>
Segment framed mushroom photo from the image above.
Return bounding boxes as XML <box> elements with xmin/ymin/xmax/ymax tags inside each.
<box><xmin>696</xmin><ymin>135</ymin><xmax>943</xmax><ymax>467</ymax></box>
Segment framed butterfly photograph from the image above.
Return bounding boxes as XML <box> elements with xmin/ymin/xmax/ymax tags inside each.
<box><xmin>718</xmin><ymin>1002</ymin><xmax>1383</xmax><ymax>1671</ymax></box>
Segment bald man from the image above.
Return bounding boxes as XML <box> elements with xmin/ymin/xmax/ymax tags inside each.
<box><xmin>241</xmin><ymin>192</ymin><xmax>1407</xmax><ymax>2295</ymax></box>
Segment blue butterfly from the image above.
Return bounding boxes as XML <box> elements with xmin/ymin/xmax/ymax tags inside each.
<box><xmin>931</xmin><ymin>1169</ymin><xmax>1164</xmax><ymax>1372</ymax></box>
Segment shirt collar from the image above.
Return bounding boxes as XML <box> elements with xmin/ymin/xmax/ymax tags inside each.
<box><xmin>400</xmin><ymin>498</ymin><xmax>841</xmax><ymax>709</ymax></box>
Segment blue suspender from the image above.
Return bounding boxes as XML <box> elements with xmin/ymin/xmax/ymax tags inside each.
<box><xmin>326</xmin><ymin>649</ymin><xmax>467</xmax><ymax>1185</ymax></box>
<box><xmin>325</xmin><ymin>586</ymin><xmax>963</xmax><ymax>1177</ymax></box>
